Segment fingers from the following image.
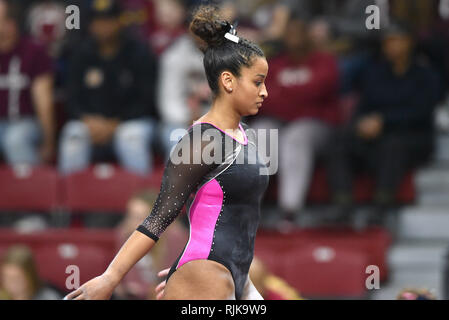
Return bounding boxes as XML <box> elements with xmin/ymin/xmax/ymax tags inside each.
<box><xmin>74</xmin><ymin>294</ymin><xmax>85</xmax><ymax>300</ymax></box>
<box><xmin>155</xmin><ymin>280</ymin><xmax>166</xmax><ymax>293</ymax></box>
<box><xmin>64</xmin><ymin>288</ymin><xmax>82</xmax><ymax>300</ymax></box>
<box><xmin>157</xmin><ymin>268</ymin><xmax>170</xmax><ymax>277</ymax></box>
<box><xmin>156</xmin><ymin>291</ymin><xmax>164</xmax><ymax>300</ymax></box>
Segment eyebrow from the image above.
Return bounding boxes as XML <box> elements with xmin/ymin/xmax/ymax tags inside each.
<box><xmin>255</xmin><ymin>74</ymin><xmax>266</xmax><ymax>78</ymax></box>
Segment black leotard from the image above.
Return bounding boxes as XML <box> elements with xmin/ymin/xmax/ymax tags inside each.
<box><xmin>137</xmin><ymin>121</ymin><xmax>269</xmax><ymax>299</ymax></box>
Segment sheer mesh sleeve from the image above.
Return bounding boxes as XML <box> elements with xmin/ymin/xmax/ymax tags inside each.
<box><xmin>136</xmin><ymin>124</ymin><xmax>224</xmax><ymax>241</ymax></box>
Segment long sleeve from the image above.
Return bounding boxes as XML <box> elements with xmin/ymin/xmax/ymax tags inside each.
<box><xmin>120</xmin><ymin>42</ymin><xmax>158</xmax><ymax>121</ymax></box>
<box><xmin>353</xmin><ymin>61</ymin><xmax>441</xmax><ymax>131</ymax></box>
<box><xmin>157</xmin><ymin>37</ymin><xmax>205</xmax><ymax>125</ymax></box>
<box><xmin>136</xmin><ymin>124</ymin><xmax>224</xmax><ymax>241</ymax></box>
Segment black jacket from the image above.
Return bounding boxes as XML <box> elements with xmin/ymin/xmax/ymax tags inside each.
<box><xmin>66</xmin><ymin>33</ymin><xmax>158</xmax><ymax>120</ymax></box>
<box><xmin>353</xmin><ymin>58</ymin><xmax>441</xmax><ymax>134</ymax></box>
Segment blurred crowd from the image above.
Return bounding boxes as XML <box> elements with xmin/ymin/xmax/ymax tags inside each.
<box><xmin>1</xmin><ymin>0</ymin><xmax>448</xmax><ymax>217</ymax></box>
<box><xmin>0</xmin><ymin>0</ymin><xmax>449</xmax><ymax>299</ymax></box>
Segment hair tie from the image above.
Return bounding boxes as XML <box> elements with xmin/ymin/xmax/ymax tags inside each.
<box><xmin>224</xmin><ymin>21</ymin><xmax>239</xmax><ymax>43</ymax></box>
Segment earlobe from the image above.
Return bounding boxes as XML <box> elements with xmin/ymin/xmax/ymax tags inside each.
<box><xmin>221</xmin><ymin>71</ymin><xmax>234</xmax><ymax>93</ymax></box>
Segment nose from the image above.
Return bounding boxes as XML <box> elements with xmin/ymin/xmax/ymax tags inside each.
<box><xmin>260</xmin><ymin>83</ymin><xmax>268</xmax><ymax>99</ymax></box>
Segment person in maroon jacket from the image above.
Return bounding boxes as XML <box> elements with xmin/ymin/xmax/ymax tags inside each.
<box><xmin>0</xmin><ymin>0</ymin><xmax>55</xmax><ymax>166</ymax></box>
<box><xmin>249</xmin><ymin>14</ymin><xmax>341</xmax><ymax>226</ymax></box>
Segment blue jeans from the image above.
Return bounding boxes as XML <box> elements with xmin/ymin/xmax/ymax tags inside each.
<box><xmin>158</xmin><ymin>122</ymin><xmax>188</xmax><ymax>161</ymax></box>
<box><xmin>0</xmin><ymin>118</ymin><xmax>42</xmax><ymax>165</ymax></box>
<box><xmin>58</xmin><ymin>118</ymin><xmax>156</xmax><ymax>175</ymax></box>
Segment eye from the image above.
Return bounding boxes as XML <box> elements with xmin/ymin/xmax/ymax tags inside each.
<box><xmin>255</xmin><ymin>81</ymin><xmax>262</xmax><ymax>86</ymax></box>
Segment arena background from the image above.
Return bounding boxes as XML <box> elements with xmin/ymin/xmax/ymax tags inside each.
<box><xmin>0</xmin><ymin>0</ymin><xmax>448</xmax><ymax>300</ymax></box>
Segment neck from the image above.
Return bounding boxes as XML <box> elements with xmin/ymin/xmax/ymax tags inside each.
<box><xmin>391</xmin><ymin>56</ymin><xmax>411</xmax><ymax>76</ymax></box>
<box><xmin>98</xmin><ymin>37</ymin><xmax>120</xmax><ymax>58</ymax></box>
<box><xmin>200</xmin><ymin>97</ymin><xmax>241</xmax><ymax>130</ymax></box>
<box><xmin>0</xmin><ymin>38</ymin><xmax>18</xmax><ymax>54</ymax></box>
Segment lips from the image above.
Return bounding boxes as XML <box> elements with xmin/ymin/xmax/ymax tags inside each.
<box><xmin>256</xmin><ymin>101</ymin><xmax>263</xmax><ymax>107</ymax></box>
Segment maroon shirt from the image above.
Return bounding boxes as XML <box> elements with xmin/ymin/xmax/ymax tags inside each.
<box><xmin>0</xmin><ymin>37</ymin><xmax>53</xmax><ymax>119</ymax></box>
<box><xmin>261</xmin><ymin>51</ymin><xmax>341</xmax><ymax>125</ymax></box>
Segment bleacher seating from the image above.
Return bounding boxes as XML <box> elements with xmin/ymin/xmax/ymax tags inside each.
<box><xmin>0</xmin><ymin>164</ymin><xmax>165</xmax><ymax>213</ymax></box>
<box><xmin>255</xmin><ymin>227</ymin><xmax>392</xmax><ymax>298</ymax></box>
<box><xmin>61</xmin><ymin>164</ymin><xmax>148</xmax><ymax>212</ymax></box>
<box><xmin>264</xmin><ymin>167</ymin><xmax>416</xmax><ymax>205</ymax></box>
<box><xmin>0</xmin><ymin>165</ymin><xmax>60</xmax><ymax>211</ymax></box>
<box><xmin>0</xmin><ymin>229</ymin><xmax>117</xmax><ymax>292</ymax></box>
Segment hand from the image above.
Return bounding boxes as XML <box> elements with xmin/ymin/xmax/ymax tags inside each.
<box><xmin>356</xmin><ymin>114</ymin><xmax>383</xmax><ymax>140</ymax></box>
<box><xmin>63</xmin><ymin>274</ymin><xmax>116</xmax><ymax>300</ymax></box>
<box><xmin>82</xmin><ymin>116</ymin><xmax>119</xmax><ymax>145</ymax></box>
<box><xmin>39</xmin><ymin>141</ymin><xmax>54</xmax><ymax>163</ymax></box>
<box><xmin>154</xmin><ymin>268</ymin><xmax>170</xmax><ymax>300</ymax></box>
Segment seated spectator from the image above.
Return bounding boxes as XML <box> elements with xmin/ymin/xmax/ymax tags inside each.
<box><xmin>26</xmin><ymin>1</ymin><xmax>67</xmax><ymax>58</ymax></box>
<box><xmin>114</xmin><ymin>189</ymin><xmax>188</xmax><ymax>299</ymax></box>
<box><xmin>218</xmin><ymin>0</ymin><xmax>292</xmax><ymax>43</ymax></box>
<box><xmin>0</xmin><ymin>0</ymin><xmax>55</xmax><ymax>166</ymax></box>
<box><xmin>325</xmin><ymin>22</ymin><xmax>441</xmax><ymax>223</ymax></box>
<box><xmin>157</xmin><ymin>32</ymin><xmax>211</xmax><ymax>159</ymax></box>
<box><xmin>0</xmin><ymin>245</ymin><xmax>62</xmax><ymax>300</ymax></box>
<box><xmin>146</xmin><ymin>0</ymin><xmax>187</xmax><ymax>56</ymax></box>
<box><xmin>248</xmin><ymin>14</ymin><xmax>341</xmax><ymax>226</ymax></box>
<box><xmin>396</xmin><ymin>287</ymin><xmax>437</xmax><ymax>300</ymax></box>
<box><xmin>249</xmin><ymin>256</ymin><xmax>303</xmax><ymax>300</ymax></box>
<box><xmin>58</xmin><ymin>0</ymin><xmax>158</xmax><ymax>176</ymax></box>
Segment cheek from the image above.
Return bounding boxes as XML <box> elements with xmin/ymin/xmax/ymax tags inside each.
<box><xmin>237</xmin><ymin>83</ymin><xmax>257</xmax><ymax>99</ymax></box>
<box><xmin>234</xmin><ymin>88</ymin><xmax>252</xmax><ymax>109</ymax></box>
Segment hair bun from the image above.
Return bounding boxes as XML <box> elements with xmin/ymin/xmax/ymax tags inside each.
<box><xmin>189</xmin><ymin>5</ymin><xmax>232</xmax><ymax>52</ymax></box>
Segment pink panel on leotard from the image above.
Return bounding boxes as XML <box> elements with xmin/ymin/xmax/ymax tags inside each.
<box><xmin>177</xmin><ymin>178</ymin><xmax>223</xmax><ymax>268</ymax></box>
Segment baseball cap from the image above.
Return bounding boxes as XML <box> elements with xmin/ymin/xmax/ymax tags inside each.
<box><xmin>89</xmin><ymin>0</ymin><xmax>121</xmax><ymax>19</ymax></box>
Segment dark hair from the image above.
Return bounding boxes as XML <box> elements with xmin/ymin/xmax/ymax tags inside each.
<box><xmin>189</xmin><ymin>5</ymin><xmax>265</xmax><ymax>98</ymax></box>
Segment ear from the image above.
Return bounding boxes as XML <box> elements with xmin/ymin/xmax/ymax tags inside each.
<box><xmin>219</xmin><ymin>71</ymin><xmax>234</xmax><ymax>93</ymax></box>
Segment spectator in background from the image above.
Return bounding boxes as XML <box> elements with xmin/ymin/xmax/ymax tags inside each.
<box><xmin>146</xmin><ymin>0</ymin><xmax>187</xmax><ymax>56</ymax></box>
<box><xmin>218</xmin><ymin>0</ymin><xmax>291</xmax><ymax>43</ymax></box>
<box><xmin>114</xmin><ymin>190</ymin><xmax>188</xmax><ymax>299</ymax></box>
<box><xmin>396</xmin><ymin>287</ymin><xmax>437</xmax><ymax>300</ymax></box>
<box><xmin>0</xmin><ymin>0</ymin><xmax>55</xmax><ymax>166</ymax></box>
<box><xmin>249</xmin><ymin>14</ymin><xmax>340</xmax><ymax>226</ymax></box>
<box><xmin>26</xmin><ymin>1</ymin><xmax>67</xmax><ymax>58</ymax></box>
<box><xmin>157</xmin><ymin>31</ymin><xmax>211</xmax><ymax>159</ymax></box>
<box><xmin>0</xmin><ymin>245</ymin><xmax>62</xmax><ymax>300</ymax></box>
<box><xmin>59</xmin><ymin>0</ymin><xmax>158</xmax><ymax>176</ymax></box>
<box><xmin>325</xmin><ymin>22</ymin><xmax>441</xmax><ymax>223</ymax></box>
<box><xmin>249</xmin><ymin>256</ymin><xmax>303</xmax><ymax>300</ymax></box>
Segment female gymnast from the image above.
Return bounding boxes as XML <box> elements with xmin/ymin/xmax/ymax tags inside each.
<box><xmin>64</xmin><ymin>5</ymin><xmax>269</xmax><ymax>300</ymax></box>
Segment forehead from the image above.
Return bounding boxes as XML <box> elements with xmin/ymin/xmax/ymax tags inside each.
<box><xmin>242</xmin><ymin>57</ymin><xmax>268</xmax><ymax>77</ymax></box>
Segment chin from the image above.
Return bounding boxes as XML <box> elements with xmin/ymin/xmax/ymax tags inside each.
<box><xmin>247</xmin><ymin>107</ymin><xmax>260</xmax><ymax>116</ymax></box>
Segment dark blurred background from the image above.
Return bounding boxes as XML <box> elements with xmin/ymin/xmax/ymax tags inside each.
<box><xmin>0</xmin><ymin>0</ymin><xmax>448</xmax><ymax>300</ymax></box>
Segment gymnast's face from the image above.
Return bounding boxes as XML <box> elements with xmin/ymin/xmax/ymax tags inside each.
<box><xmin>222</xmin><ymin>56</ymin><xmax>269</xmax><ymax>116</ymax></box>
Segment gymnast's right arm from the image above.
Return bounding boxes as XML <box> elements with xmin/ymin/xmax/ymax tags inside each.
<box><xmin>64</xmin><ymin>125</ymin><xmax>220</xmax><ymax>300</ymax></box>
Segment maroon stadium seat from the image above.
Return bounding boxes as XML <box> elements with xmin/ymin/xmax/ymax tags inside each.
<box><xmin>255</xmin><ymin>227</ymin><xmax>391</xmax><ymax>298</ymax></box>
<box><xmin>61</xmin><ymin>164</ymin><xmax>164</xmax><ymax>212</ymax></box>
<box><xmin>307</xmin><ymin>167</ymin><xmax>416</xmax><ymax>204</ymax></box>
<box><xmin>0</xmin><ymin>165</ymin><xmax>59</xmax><ymax>211</ymax></box>
<box><xmin>265</xmin><ymin>166</ymin><xmax>416</xmax><ymax>205</ymax></box>
<box><xmin>0</xmin><ymin>229</ymin><xmax>116</xmax><ymax>292</ymax></box>
<box><xmin>284</xmin><ymin>244</ymin><xmax>369</xmax><ymax>297</ymax></box>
